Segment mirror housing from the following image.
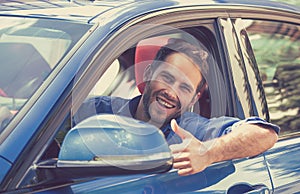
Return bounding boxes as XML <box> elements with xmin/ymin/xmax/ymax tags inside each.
<box><xmin>37</xmin><ymin>114</ymin><xmax>172</xmax><ymax>181</ymax></box>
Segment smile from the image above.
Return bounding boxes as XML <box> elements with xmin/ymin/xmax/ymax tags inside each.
<box><xmin>156</xmin><ymin>97</ymin><xmax>176</xmax><ymax>109</ymax></box>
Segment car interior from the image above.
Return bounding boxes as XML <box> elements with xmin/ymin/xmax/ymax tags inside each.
<box><xmin>88</xmin><ymin>27</ymin><xmax>218</xmax><ymax>120</ymax></box>
<box><xmin>41</xmin><ymin>27</ymin><xmax>221</xmax><ymax>158</ymax></box>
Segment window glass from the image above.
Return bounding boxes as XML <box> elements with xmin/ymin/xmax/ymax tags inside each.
<box><xmin>243</xmin><ymin>19</ymin><xmax>300</xmax><ymax>136</ymax></box>
<box><xmin>0</xmin><ymin>16</ymin><xmax>92</xmax><ymax>132</ymax></box>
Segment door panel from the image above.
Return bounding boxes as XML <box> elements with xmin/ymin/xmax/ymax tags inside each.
<box><xmin>265</xmin><ymin>138</ymin><xmax>300</xmax><ymax>193</ymax></box>
<box><xmin>236</xmin><ymin>18</ymin><xmax>300</xmax><ymax>193</ymax></box>
<box><xmin>66</xmin><ymin>158</ymin><xmax>271</xmax><ymax>193</ymax></box>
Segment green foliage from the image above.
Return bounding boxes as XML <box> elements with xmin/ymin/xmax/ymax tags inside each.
<box><xmin>274</xmin><ymin>63</ymin><xmax>300</xmax><ymax>110</ymax></box>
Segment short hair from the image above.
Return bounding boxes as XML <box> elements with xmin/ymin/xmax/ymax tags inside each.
<box><xmin>150</xmin><ymin>38</ymin><xmax>209</xmax><ymax>93</ymax></box>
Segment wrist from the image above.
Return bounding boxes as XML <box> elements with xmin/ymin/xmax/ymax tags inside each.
<box><xmin>200</xmin><ymin>139</ymin><xmax>219</xmax><ymax>165</ymax></box>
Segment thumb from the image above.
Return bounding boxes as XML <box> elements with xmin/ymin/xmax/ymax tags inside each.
<box><xmin>171</xmin><ymin>119</ymin><xmax>192</xmax><ymax>140</ymax></box>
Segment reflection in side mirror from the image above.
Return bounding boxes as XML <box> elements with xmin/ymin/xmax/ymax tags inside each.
<box><xmin>37</xmin><ymin>114</ymin><xmax>172</xmax><ymax>181</ymax></box>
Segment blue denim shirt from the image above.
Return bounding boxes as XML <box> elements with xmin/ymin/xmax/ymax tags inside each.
<box><xmin>74</xmin><ymin>95</ymin><xmax>280</xmax><ymax>145</ymax></box>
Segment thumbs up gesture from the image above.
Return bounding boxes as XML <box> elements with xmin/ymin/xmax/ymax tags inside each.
<box><xmin>169</xmin><ymin>118</ymin><xmax>279</xmax><ymax>176</ymax></box>
<box><xmin>169</xmin><ymin>119</ymin><xmax>214</xmax><ymax>176</ymax></box>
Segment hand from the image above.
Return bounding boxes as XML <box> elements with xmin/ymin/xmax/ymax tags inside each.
<box><xmin>169</xmin><ymin>119</ymin><xmax>214</xmax><ymax>176</ymax></box>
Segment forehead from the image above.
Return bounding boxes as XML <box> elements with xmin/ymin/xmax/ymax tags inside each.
<box><xmin>154</xmin><ymin>53</ymin><xmax>202</xmax><ymax>88</ymax></box>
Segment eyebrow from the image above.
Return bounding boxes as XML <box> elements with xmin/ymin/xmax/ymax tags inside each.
<box><xmin>160</xmin><ymin>71</ymin><xmax>175</xmax><ymax>80</ymax></box>
<box><xmin>161</xmin><ymin>71</ymin><xmax>194</xmax><ymax>92</ymax></box>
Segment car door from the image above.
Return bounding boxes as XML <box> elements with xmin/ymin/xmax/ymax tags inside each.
<box><xmin>230</xmin><ymin>10</ymin><xmax>300</xmax><ymax>193</ymax></box>
<box><xmin>245</xmin><ymin>19</ymin><xmax>300</xmax><ymax>193</ymax></box>
<box><xmin>58</xmin><ymin>9</ymin><xmax>273</xmax><ymax>193</ymax></box>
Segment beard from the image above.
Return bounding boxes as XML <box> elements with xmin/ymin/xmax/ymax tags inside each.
<box><xmin>142</xmin><ymin>83</ymin><xmax>183</xmax><ymax>128</ymax></box>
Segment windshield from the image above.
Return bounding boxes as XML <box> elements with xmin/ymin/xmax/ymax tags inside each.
<box><xmin>0</xmin><ymin>16</ymin><xmax>92</xmax><ymax>132</ymax></box>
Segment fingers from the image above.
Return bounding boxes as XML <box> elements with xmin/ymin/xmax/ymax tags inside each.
<box><xmin>173</xmin><ymin>152</ymin><xmax>190</xmax><ymax>163</ymax></box>
<box><xmin>177</xmin><ymin>168</ymin><xmax>193</xmax><ymax>176</ymax></box>
<box><xmin>169</xmin><ymin>121</ymin><xmax>207</xmax><ymax>176</ymax></box>
<box><xmin>173</xmin><ymin>158</ymin><xmax>193</xmax><ymax>176</ymax></box>
<box><xmin>172</xmin><ymin>150</ymin><xmax>194</xmax><ymax>176</ymax></box>
<box><xmin>171</xmin><ymin>119</ymin><xmax>192</xmax><ymax>140</ymax></box>
<box><xmin>173</xmin><ymin>159</ymin><xmax>194</xmax><ymax>176</ymax></box>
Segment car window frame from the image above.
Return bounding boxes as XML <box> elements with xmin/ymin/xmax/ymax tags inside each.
<box><xmin>36</xmin><ymin>15</ymin><xmax>229</xmax><ymax>192</ymax></box>
<box><xmin>227</xmin><ymin>9</ymin><xmax>300</xmax><ymax>140</ymax></box>
<box><xmin>0</xmin><ymin>21</ymin><xmax>98</xmax><ymax>191</ymax></box>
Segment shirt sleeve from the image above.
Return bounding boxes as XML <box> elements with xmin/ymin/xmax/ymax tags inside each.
<box><xmin>220</xmin><ymin>116</ymin><xmax>280</xmax><ymax>136</ymax></box>
<box><xmin>73</xmin><ymin>96</ymin><xmax>113</xmax><ymax>125</ymax></box>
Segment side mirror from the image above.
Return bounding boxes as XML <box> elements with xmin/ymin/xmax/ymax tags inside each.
<box><xmin>37</xmin><ymin>114</ymin><xmax>172</xmax><ymax>181</ymax></box>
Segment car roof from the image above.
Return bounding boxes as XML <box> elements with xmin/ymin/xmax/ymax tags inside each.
<box><xmin>0</xmin><ymin>0</ymin><xmax>299</xmax><ymax>24</ymax></box>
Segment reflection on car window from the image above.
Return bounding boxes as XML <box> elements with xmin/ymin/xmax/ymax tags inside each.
<box><xmin>88</xmin><ymin>58</ymin><xmax>140</xmax><ymax>99</ymax></box>
<box><xmin>244</xmin><ymin>19</ymin><xmax>300</xmax><ymax>136</ymax></box>
<box><xmin>88</xmin><ymin>60</ymin><xmax>121</xmax><ymax>97</ymax></box>
<box><xmin>0</xmin><ymin>17</ymin><xmax>92</xmax><ymax>133</ymax></box>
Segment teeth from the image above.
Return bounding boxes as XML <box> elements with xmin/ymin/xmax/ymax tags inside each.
<box><xmin>157</xmin><ymin>97</ymin><xmax>175</xmax><ymax>108</ymax></box>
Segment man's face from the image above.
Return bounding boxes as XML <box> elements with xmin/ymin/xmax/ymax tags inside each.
<box><xmin>142</xmin><ymin>52</ymin><xmax>202</xmax><ymax>128</ymax></box>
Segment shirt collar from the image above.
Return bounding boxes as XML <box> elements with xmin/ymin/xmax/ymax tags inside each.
<box><xmin>128</xmin><ymin>95</ymin><xmax>141</xmax><ymax>117</ymax></box>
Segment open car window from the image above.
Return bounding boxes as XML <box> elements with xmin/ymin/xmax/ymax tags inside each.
<box><xmin>73</xmin><ymin>24</ymin><xmax>227</xmax><ymax>130</ymax></box>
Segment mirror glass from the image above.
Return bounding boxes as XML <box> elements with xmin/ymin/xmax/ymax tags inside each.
<box><xmin>58</xmin><ymin>114</ymin><xmax>172</xmax><ymax>171</ymax></box>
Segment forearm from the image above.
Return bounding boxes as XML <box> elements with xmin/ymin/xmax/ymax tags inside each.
<box><xmin>205</xmin><ymin>123</ymin><xmax>278</xmax><ymax>164</ymax></box>
<box><xmin>170</xmin><ymin>120</ymin><xmax>278</xmax><ymax>176</ymax></box>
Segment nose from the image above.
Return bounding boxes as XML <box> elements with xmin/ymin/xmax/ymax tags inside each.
<box><xmin>162</xmin><ymin>85</ymin><xmax>182</xmax><ymax>109</ymax></box>
<box><xmin>161</xmin><ymin>83</ymin><xmax>180</xmax><ymax>102</ymax></box>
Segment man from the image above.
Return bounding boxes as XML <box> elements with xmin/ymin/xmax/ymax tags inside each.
<box><xmin>75</xmin><ymin>38</ymin><xmax>279</xmax><ymax>176</ymax></box>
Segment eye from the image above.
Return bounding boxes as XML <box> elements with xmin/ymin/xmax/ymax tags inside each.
<box><xmin>160</xmin><ymin>73</ymin><xmax>174</xmax><ymax>84</ymax></box>
<box><xmin>180</xmin><ymin>84</ymin><xmax>193</xmax><ymax>94</ymax></box>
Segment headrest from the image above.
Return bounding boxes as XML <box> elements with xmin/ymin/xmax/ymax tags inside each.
<box><xmin>135</xmin><ymin>37</ymin><xmax>169</xmax><ymax>93</ymax></box>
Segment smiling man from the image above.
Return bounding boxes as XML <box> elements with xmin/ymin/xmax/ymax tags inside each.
<box><xmin>75</xmin><ymin>38</ymin><xmax>279</xmax><ymax>176</ymax></box>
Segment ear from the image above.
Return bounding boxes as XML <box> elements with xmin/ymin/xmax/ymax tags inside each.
<box><xmin>143</xmin><ymin>64</ymin><xmax>153</xmax><ymax>82</ymax></box>
<box><xmin>190</xmin><ymin>92</ymin><xmax>201</xmax><ymax>106</ymax></box>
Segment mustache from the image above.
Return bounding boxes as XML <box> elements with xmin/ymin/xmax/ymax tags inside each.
<box><xmin>155</xmin><ymin>90</ymin><xmax>181</xmax><ymax>110</ymax></box>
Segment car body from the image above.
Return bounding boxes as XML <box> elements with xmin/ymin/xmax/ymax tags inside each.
<box><xmin>0</xmin><ymin>0</ymin><xmax>299</xmax><ymax>193</ymax></box>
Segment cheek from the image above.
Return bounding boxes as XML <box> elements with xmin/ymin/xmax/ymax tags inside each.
<box><xmin>179</xmin><ymin>94</ymin><xmax>196</xmax><ymax>107</ymax></box>
<box><xmin>179</xmin><ymin>97</ymin><xmax>190</xmax><ymax>107</ymax></box>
